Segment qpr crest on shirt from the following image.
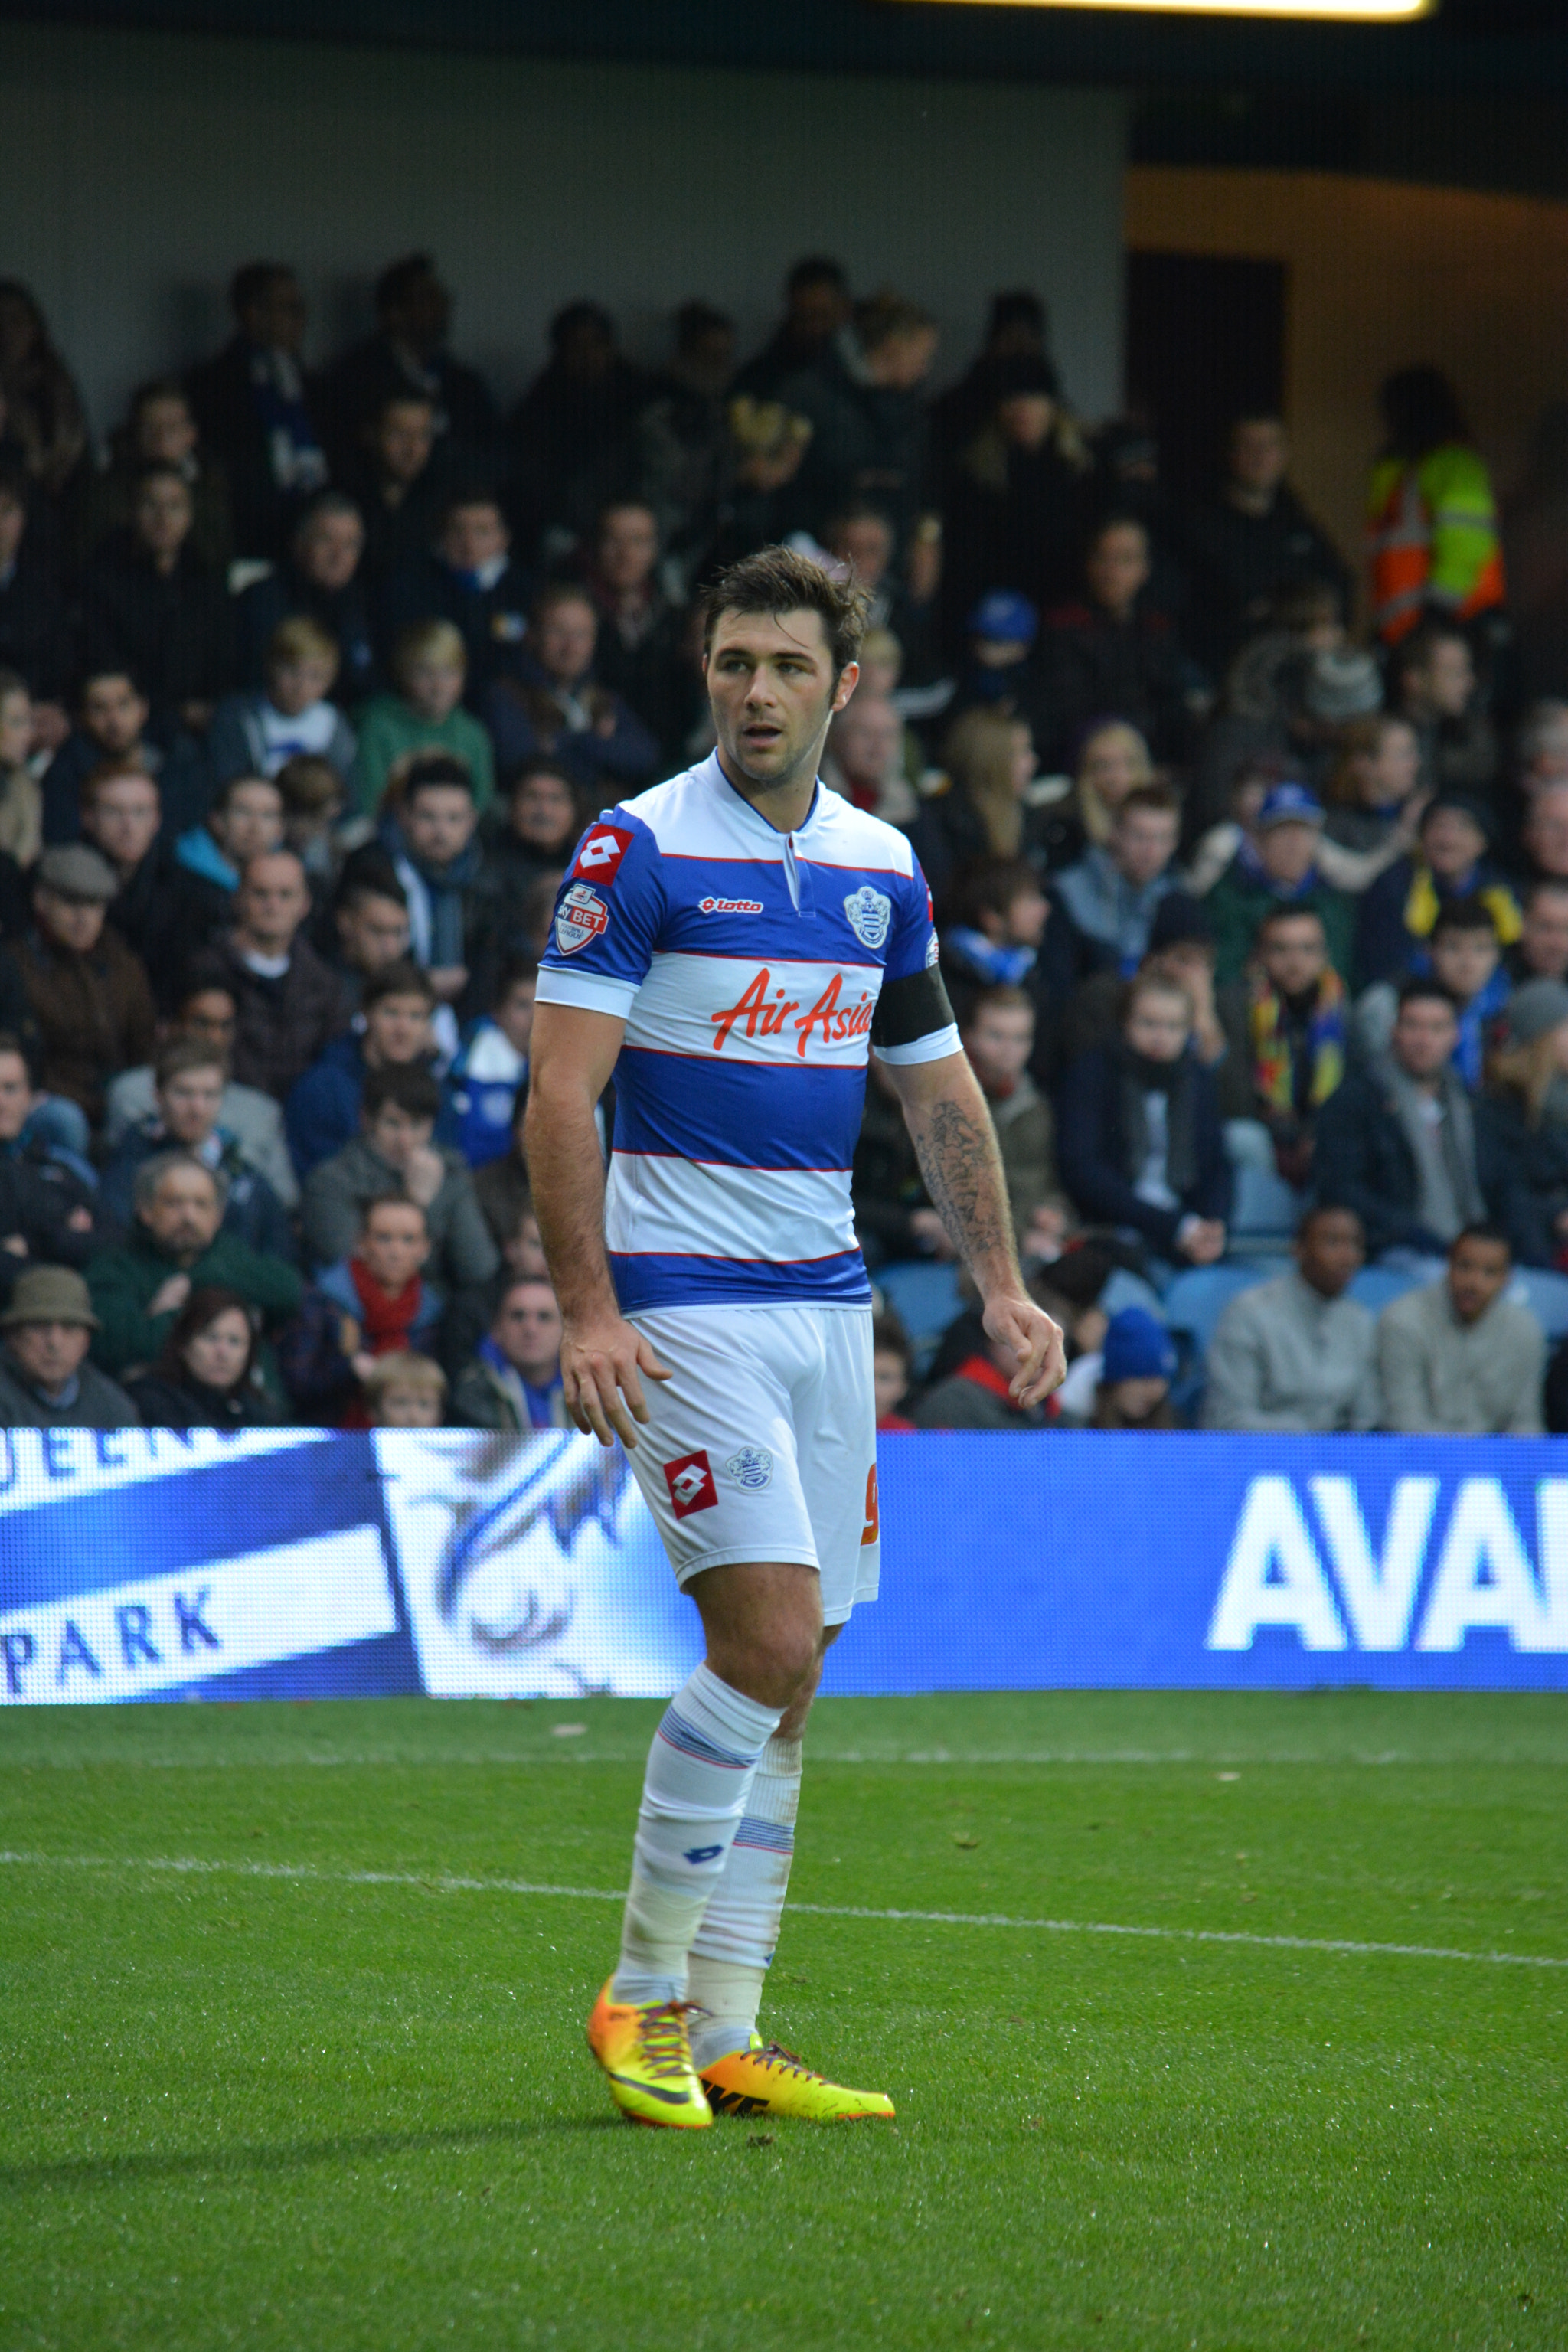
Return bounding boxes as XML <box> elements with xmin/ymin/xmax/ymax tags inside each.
<box><xmin>555</xmin><ymin>882</ymin><xmax>610</xmax><ymax>956</ymax></box>
<box><xmin>843</xmin><ymin>885</ymin><xmax>893</xmax><ymax>951</ymax></box>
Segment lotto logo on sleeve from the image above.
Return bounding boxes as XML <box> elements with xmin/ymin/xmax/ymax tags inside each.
<box><xmin>554</xmin><ymin>884</ymin><xmax>610</xmax><ymax>957</ymax></box>
<box><xmin>571</xmin><ymin>824</ymin><xmax>635</xmax><ymax>884</ymax></box>
<box><xmin>663</xmin><ymin>1449</ymin><xmax>718</xmax><ymax>1520</ymax></box>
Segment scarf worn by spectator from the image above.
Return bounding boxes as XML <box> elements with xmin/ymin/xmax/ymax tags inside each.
<box><xmin>477</xmin><ymin>1333</ymin><xmax>561</xmax><ymax>1429</ymax></box>
<box><xmin>348</xmin><ymin>1256</ymin><xmax>424</xmax><ymax>1355</ymax></box>
<box><xmin>1401</xmin><ymin>859</ymin><xmax>1521</xmax><ymax>949</ymax></box>
<box><xmin>393</xmin><ymin>835</ymin><xmax>485</xmax><ymax>969</ymax></box>
<box><xmin>1116</xmin><ymin>1044</ymin><xmax>1197</xmax><ymax>1202</ymax></box>
<box><xmin>247</xmin><ymin>347</ymin><xmax>328</xmax><ymax>498</ymax></box>
<box><xmin>941</xmin><ymin>926</ymin><xmax>1037</xmax><ymax>986</ymax></box>
<box><xmin>1250</xmin><ymin>967</ymin><xmax>1347</xmax><ymax>1112</ymax></box>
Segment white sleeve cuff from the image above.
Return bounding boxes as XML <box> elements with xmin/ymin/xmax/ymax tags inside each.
<box><xmin>872</xmin><ymin>1025</ymin><xmax>962</xmax><ymax>1067</ymax></box>
<box><xmin>537</xmin><ymin>968</ymin><xmax>641</xmax><ymax>1018</ymax></box>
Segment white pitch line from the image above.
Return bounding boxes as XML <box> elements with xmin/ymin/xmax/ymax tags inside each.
<box><xmin>2</xmin><ymin>1850</ymin><xmax>1563</xmax><ymax>1972</ymax></box>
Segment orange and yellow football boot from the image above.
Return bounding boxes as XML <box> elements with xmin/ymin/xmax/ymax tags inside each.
<box><xmin>585</xmin><ymin>1978</ymin><xmax>712</xmax><ymax>2130</ymax></box>
<box><xmin>699</xmin><ymin>2035</ymin><xmax>895</xmax><ymax>2123</ymax></box>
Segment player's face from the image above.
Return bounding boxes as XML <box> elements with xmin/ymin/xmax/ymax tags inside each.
<box><xmin>705</xmin><ymin>607</ymin><xmax>858</xmax><ymax>795</ymax></box>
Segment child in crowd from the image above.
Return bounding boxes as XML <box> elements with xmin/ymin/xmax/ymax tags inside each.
<box><xmin>872</xmin><ymin>1312</ymin><xmax>916</xmax><ymax>1432</ymax></box>
<box><xmin>275</xmin><ymin>752</ymin><xmax>347</xmax><ymax>883</ymax></box>
<box><xmin>1087</xmin><ymin>1308</ymin><xmax>1180</xmax><ymax>1431</ymax></box>
<box><xmin>0</xmin><ymin>668</ymin><xmax>41</xmax><ymax>866</ymax></box>
<box><xmin>208</xmin><ymin>616</ymin><xmax>356</xmax><ymax>789</ymax></box>
<box><xmin>362</xmin><ymin>1349</ymin><xmax>448</xmax><ymax>1428</ymax></box>
<box><xmin>351</xmin><ymin>618</ymin><xmax>495</xmax><ymax>817</ymax></box>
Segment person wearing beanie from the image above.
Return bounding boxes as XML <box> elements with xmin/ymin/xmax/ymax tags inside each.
<box><xmin>0</xmin><ymin>1263</ymin><xmax>139</xmax><ymax>1427</ymax></box>
<box><xmin>1478</xmin><ymin>975</ymin><xmax>1568</xmax><ymax>1268</ymax></box>
<box><xmin>1088</xmin><ymin>1306</ymin><xmax>1180</xmax><ymax>1430</ymax></box>
<box><xmin>12</xmin><ymin>841</ymin><xmax>157</xmax><ymax>1129</ymax></box>
<box><xmin>1203</xmin><ymin>1204</ymin><xmax>1379</xmax><ymax>1432</ymax></box>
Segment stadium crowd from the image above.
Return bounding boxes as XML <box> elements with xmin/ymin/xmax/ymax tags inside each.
<box><xmin>0</xmin><ymin>251</ymin><xmax>1566</xmax><ymax>1434</ymax></box>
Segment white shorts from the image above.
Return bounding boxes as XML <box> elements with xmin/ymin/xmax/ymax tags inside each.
<box><xmin>626</xmin><ymin>1304</ymin><xmax>880</xmax><ymax>1627</ymax></box>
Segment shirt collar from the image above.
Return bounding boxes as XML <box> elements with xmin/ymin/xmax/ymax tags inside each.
<box><xmin>702</xmin><ymin>749</ymin><xmax>822</xmax><ymax>841</ymax></box>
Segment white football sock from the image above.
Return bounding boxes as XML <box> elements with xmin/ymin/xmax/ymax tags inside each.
<box><xmin>687</xmin><ymin>1730</ymin><xmax>802</xmax><ymax>2068</ymax></box>
<box><xmin>611</xmin><ymin>1664</ymin><xmax>782</xmax><ymax>2007</ymax></box>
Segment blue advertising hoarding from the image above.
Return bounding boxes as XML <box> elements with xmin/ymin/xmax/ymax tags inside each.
<box><xmin>1</xmin><ymin>1426</ymin><xmax>1566</xmax><ymax>1704</ymax></box>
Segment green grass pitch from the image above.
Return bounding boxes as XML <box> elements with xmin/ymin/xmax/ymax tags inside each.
<box><xmin>2</xmin><ymin>1689</ymin><xmax>1565</xmax><ymax>2350</ymax></box>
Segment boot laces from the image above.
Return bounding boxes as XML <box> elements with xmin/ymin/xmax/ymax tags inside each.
<box><xmin>753</xmin><ymin>2041</ymin><xmax>816</xmax><ymax>2082</ymax></box>
<box><xmin>635</xmin><ymin>2001</ymin><xmax>701</xmax><ymax>2082</ymax></box>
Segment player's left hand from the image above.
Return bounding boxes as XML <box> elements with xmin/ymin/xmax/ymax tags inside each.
<box><xmin>982</xmin><ymin>1291</ymin><xmax>1067</xmax><ymax>1407</ymax></box>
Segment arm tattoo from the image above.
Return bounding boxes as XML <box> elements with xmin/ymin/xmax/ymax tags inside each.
<box><xmin>912</xmin><ymin>1095</ymin><xmax>1017</xmax><ymax>1279</ymax></box>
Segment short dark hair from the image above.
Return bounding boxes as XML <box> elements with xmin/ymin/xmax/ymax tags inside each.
<box><xmin>362</xmin><ymin>959</ymin><xmax>435</xmax><ymax>1012</ymax></box>
<box><xmin>787</xmin><ymin>255</ymin><xmax>848</xmax><ymax>296</ymax></box>
<box><xmin>703</xmin><ymin>545</ymin><xmax>870</xmax><ymax>678</ymax></box>
<box><xmin>871</xmin><ymin>1309</ymin><xmax>912</xmax><ymax>1369</ymax></box>
<box><xmin>363</xmin><ymin>1063</ymin><xmax>442</xmax><ymax>1123</ymax></box>
<box><xmin>1396</xmin><ymin>976</ymin><xmax>1459</xmax><ymax>1017</ymax></box>
<box><xmin>211</xmin><ymin>770</ymin><xmax>281</xmax><ymax>815</ymax></box>
<box><xmin>949</xmin><ymin>858</ymin><xmax>1041</xmax><ymax>929</ymax></box>
<box><xmin>78</xmin><ymin>663</ymin><xmax>143</xmax><ymax>705</ymax></box>
<box><xmin>1452</xmin><ymin>1222</ymin><xmax>1511</xmax><ymax>1258</ymax></box>
<box><xmin>1117</xmin><ymin>782</ymin><xmax>1181</xmax><ymax>823</ymax></box>
<box><xmin>375</xmin><ymin>251</ymin><xmax>436</xmax><ymax>313</ymax></box>
<box><xmin>1431</xmin><ymin>895</ymin><xmax>1498</xmax><ymax>942</ymax></box>
<box><xmin>403</xmin><ymin>752</ymin><xmax>475</xmax><ymax>803</ymax></box>
<box><xmin>1258</xmin><ymin>902</ymin><xmax>1327</xmax><ymax>939</ymax></box>
<box><xmin>360</xmin><ymin>1190</ymin><xmax>427</xmax><ymax>1233</ymax></box>
<box><xmin>497</xmin><ymin>952</ymin><xmax>540</xmax><ymax>998</ymax></box>
<box><xmin>1297</xmin><ymin>1202</ymin><xmax>1363</xmax><ymax>1244</ymax></box>
<box><xmin>0</xmin><ymin>1028</ymin><xmax>38</xmax><ymax>1084</ymax></box>
<box><xmin>1397</xmin><ymin>616</ymin><xmax>1472</xmax><ymax>678</ymax></box>
<box><xmin>230</xmin><ymin>261</ymin><xmax>293</xmax><ymax>318</ymax></box>
<box><xmin>675</xmin><ymin>301</ymin><xmax>732</xmax><ymax>354</ymax></box>
<box><xmin>963</xmin><ymin>983</ymin><xmax>1034</xmax><ymax>1025</ymax></box>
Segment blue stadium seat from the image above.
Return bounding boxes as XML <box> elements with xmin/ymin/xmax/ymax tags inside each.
<box><xmin>1161</xmin><ymin>1262</ymin><xmax>1278</xmax><ymax>1360</ymax></box>
<box><xmin>874</xmin><ymin>1261</ymin><xmax>965</xmax><ymax>1370</ymax></box>
<box><xmin>1509</xmin><ymin>1267</ymin><xmax>1568</xmax><ymax>1338</ymax></box>
<box><xmin>1349</xmin><ymin>1265</ymin><xmax>1424</xmax><ymax>1318</ymax></box>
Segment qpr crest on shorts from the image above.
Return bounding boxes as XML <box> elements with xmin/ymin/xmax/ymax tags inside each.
<box><xmin>842</xmin><ymin>885</ymin><xmax>892</xmax><ymax>952</ymax></box>
<box><xmin>555</xmin><ymin>882</ymin><xmax>609</xmax><ymax>956</ymax></box>
<box><xmin>724</xmin><ymin>1446</ymin><xmax>773</xmax><ymax>1491</ymax></box>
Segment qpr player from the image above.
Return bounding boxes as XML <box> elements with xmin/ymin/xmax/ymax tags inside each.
<box><xmin>526</xmin><ymin>546</ymin><xmax>1064</xmax><ymax>2129</ymax></box>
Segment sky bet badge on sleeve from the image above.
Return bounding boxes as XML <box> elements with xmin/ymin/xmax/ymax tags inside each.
<box><xmin>571</xmin><ymin>824</ymin><xmax>634</xmax><ymax>884</ymax></box>
<box><xmin>555</xmin><ymin>882</ymin><xmax>610</xmax><ymax>957</ymax></box>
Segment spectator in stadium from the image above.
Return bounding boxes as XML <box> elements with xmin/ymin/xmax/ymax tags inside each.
<box><xmin>1205</xmin><ymin>782</ymin><xmax>1356</xmax><ymax>988</ymax></box>
<box><xmin>482</xmin><ymin>763</ymin><xmax>582</xmax><ymax>906</ymax></box>
<box><xmin>1056</xmin><ymin>967</ymin><xmax>1231</xmax><ymax>1270</ymax></box>
<box><xmin>1322</xmin><ymin>713</ymin><xmax>1425</xmax><ymax>860</ymax></box>
<box><xmin>103</xmin><ymin>1035</ymin><xmax>296</xmax><ymax>1259</ymax></box>
<box><xmin>0</xmin><ymin>281</ymin><xmax>89</xmax><ymax>505</ymax></box>
<box><xmin>78</xmin><ymin>463</ymin><xmax>234</xmax><ymax>733</ymax></box>
<box><xmin>1521</xmin><ymin>780</ymin><xmax>1568</xmax><ymax>894</ymax></box>
<box><xmin>41</xmin><ymin>665</ymin><xmax>204</xmax><ymax>847</ymax></box>
<box><xmin>345</xmin><ymin>393</ymin><xmax>443</xmax><ymax>582</ymax></box>
<box><xmin>324</xmin><ymin>252</ymin><xmax>495</xmax><ymax>469</ymax></box>
<box><xmin>821</xmin><ymin>505</ymin><xmax>942</xmax><ymax>684</ymax></box>
<box><xmin>509</xmin><ymin>300</ymin><xmax>649</xmax><ymax>546</ymax></box>
<box><xmin>823</xmin><ymin>691</ymin><xmax>914</xmax><ymax>826</ymax></box>
<box><xmin>208</xmin><ymin>616</ymin><xmax>355</xmax><ymax>789</ymax></box>
<box><xmin>362</xmin><ymin>1348</ymin><xmax>448</xmax><ymax>1426</ymax></box>
<box><xmin>1377</xmin><ymin>1225</ymin><xmax>1544</xmax><ymax>1435</ymax></box>
<box><xmin>274</xmin><ymin>753</ymin><xmax>346</xmax><ymax>887</ymax></box>
<box><xmin>1388</xmin><ymin>617</ymin><xmax>1498</xmax><ymax>799</ymax></box>
<box><xmin>0</xmin><ymin>467</ymin><xmax>73</xmax><ymax>720</ymax></box>
<box><xmin>315</xmin><ymin>857</ymin><xmax>410</xmax><ymax>1010</ymax></box>
<box><xmin>1356</xmin><ymin>795</ymin><xmax>1521</xmax><ymax>989</ymax></box>
<box><xmin>351</xmin><ymin>617</ymin><xmax>495</xmax><ymax>817</ymax></box>
<box><xmin>1476</xmin><ymin>978</ymin><xmax>1568</xmax><ymax>1269</ymax></box>
<box><xmin>1038</xmin><ymin>515</ymin><xmax>1194</xmax><ymax>768</ymax></box>
<box><xmin>1215</xmin><ymin>903</ymin><xmax>1345</xmax><ymax>1190</ymax></box>
<box><xmin>1178</xmin><ymin>411</ymin><xmax>1350</xmax><ymax>677</ymax></box>
<box><xmin>960</xmin><ymin>983</ymin><xmax>1070</xmax><ymax>1260</ymax></box>
<box><xmin>278</xmin><ymin>1192</ymin><xmax>442</xmax><ymax>1424</ymax></box>
<box><xmin>1084</xmin><ymin>1306</ymin><xmax>1179</xmax><ymax>1431</ymax></box>
<box><xmin>1357</xmin><ymin>897</ymin><xmax>1510</xmax><ymax>1087</ymax></box>
<box><xmin>87</xmin><ymin>1150</ymin><xmax>302</xmax><ymax>1385</ymax></box>
<box><xmin>299</xmin><ymin>1062</ymin><xmax>498</xmax><ymax>1291</ymax></box>
<box><xmin>1315</xmin><ymin>981</ymin><xmax>1488</xmax><ymax>1260</ymax></box>
<box><xmin>446</xmin><ymin>953</ymin><xmax>537</xmax><ymax>1169</ymax></box>
<box><xmin>105</xmin><ymin>981</ymin><xmax>297</xmax><ymax>1207</ymax></box>
<box><xmin>735</xmin><ymin>256</ymin><xmax>851</xmax><ymax>400</ymax></box>
<box><xmin>940</xmin><ymin>353</ymin><xmax>1091</xmax><ymax>632</ymax></box>
<box><xmin>1202</xmin><ymin>1204</ymin><xmax>1378</xmax><ymax>1432</ymax></box>
<box><xmin>1063</xmin><ymin>717</ymin><xmax>1156</xmax><ymax>861</ymax></box>
<box><xmin>579</xmin><ymin>501</ymin><xmax>697</xmax><ymax>761</ymax></box>
<box><xmin>1509</xmin><ymin>879</ymin><xmax>1568</xmax><ymax>988</ymax></box>
<box><xmin>776</xmin><ymin>291</ymin><xmax>939</xmax><ymax>551</ymax></box>
<box><xmin>916</xmin><ymin>701</ymin><xmax>1043</xmax><ymax>902</ymax></box>
<box><xmin>74</xmin><ymin>376</ymin><xmax>233</xmax><ymax>577</ymax></box>
<box><xmin>0</xmin><ymin>1264</ymin><xmax>138</xmax><ymax>1429</ymax></box>
<box><xmin>910</xmin><ymin>1315</ymin><xmax>1053</xmax><ymax>1429</ymax></box>
<box><xmin>81</xmin><ymin>764</ymin><xmax>172</xmax><ymax>975</ymax></box>
<box><xmin>0</xmin><ymin>1033</ymin><xmax>105</xmax><ymax>1304</ymax></box>
<box><xmin>124</xmin><ymin>1283</ymin><xmax>280</xmax><ymax>1429</ymax></box>
<box><xmin>929</xmin><ymin>287</ymin><xmax>1057</xmax><ymax>469</ymax></box>
<box><xmin>631</xmin><ymin>301</ymin><xmax>740</xmax><ymax>581</ymax></box>
<box><xmin>285</xmin><ymin>957</ymin><xmax>436</xmax><ymax>1178</ymax></box>
<box><xmin>12</xmin><ymin>844</ymin><xmax>156</xmax><ymax>1129</ymax></box>
<box><xmin>0</xmin><ymin>669</ymin><xmax>39</xmax><ymax>867</ymax></box>
<box><xmin>452</xmin><ymin>1272</ymin><xmax>567</xmax><ymax>1430</ymax></box>
<box><xmin>184</xmin><ymin>261</ymin><xmax>328</xmax><ymax>560</ymax></box>
<box><xmin>482</xmin><ymin>583</ymin><xmax>659</xmax><ymax>797</ymax></box>
<box><xmin>170</xmin><ymin>773</ymin><xmax>285</xmax><ymax>946</ymax></box>
<box><xmin>381</xmin><ymin>492</ymin><xmax>531</xmax><ymax>701</ymax></box>
<box><xmin>237</xmin><ymin>492</ymin><xmax>376</xmax><ymax>704</ymax></box>
<box><xmin>1053</xmin><ymin>783</ymin><xmax>1183</xmax><ymax>979</ymax></box>
<box><xmin>1059</xmin><ymin>894</ymin><xmax>1223</xmax><ymax>1071</ymax></box>
<box><xmin>185</xmin><ymin>850</ymin><xmax>345</xmax><ymax>1101</ymax></box>
<box><xmin>1367</xmin><ymin>365</ymin><xmax>1504</xmax><ymax>652</ymax></box>
<box><xmin>472</xmin><ymin>1092</ymin><xmax>534</xmax><ymax>1255</ymax></box>
<box><xmin>378</xmin><ymin>753</ymin><xmax>489</xmax><ymax>1008</ymax></box>
<box><xmin>872</xmin><ymin>1312</ymin><xmax>916</xmax><ymax>1432</ymax></box>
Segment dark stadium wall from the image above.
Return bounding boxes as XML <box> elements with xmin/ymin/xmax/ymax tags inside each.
<box><xmin>0</xmin><ymin>16</ymin><xmax>1128</xmax><ymax>450</ymax></box>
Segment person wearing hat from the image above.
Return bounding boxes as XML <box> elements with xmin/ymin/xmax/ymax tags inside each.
<box><xmin>1176</xmin><ymin>411</ymin><xmax>1351</xmax><ymax>679</ymax></box>
<box><xmin>0</xmin><ymin>1263</ymin><xmax>139</xmax><ymax>1427</ymax></box>
<box><xmin>953</xmin><ymin>587</ymin><xmax>1043</xmax><ymax>720</ymax></box>
<box><xmin>1086</xmin><ymin>1306</ymin><xmax>1180</xmax><ymax>1431</ymax></box>
<box><xmin>1204</xmin><ymin>781</ymin><xmax>1356</xmax><ymax>988</ymax></box>
<box><xmin>1478</xmin><ymin>976</ymin><xmax>1568</xmax><ymax>1269</ymax></box>
<box><xmin>9</xmin><ymin>841</ymin><xmax>156</xmax><ymax>1129</ymax></box>
<box><xmin>1355</xmin><ymin>794</ymin><xmax>1521</xmax><ymax>990</ymax></box>
<box><xmin>1204</xmin><ymin>1204</ymin><xmax>1379</xmax><ymax>1432</ymax></box>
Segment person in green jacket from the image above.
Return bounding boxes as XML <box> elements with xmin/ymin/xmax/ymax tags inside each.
<box><xmin>351</xmin><ymin>617</ymin><xmax>495</xmax><ymax>817</ymax></box>
<box><xmin>87</xmin><ymin>1150</ymin><xmax>302</xmax><ymax>1394</ymax></box>
<box><xmin>1205</xmin><ymin>781</ymin><xmax>1355</xmax><ymax>988</ymax></box>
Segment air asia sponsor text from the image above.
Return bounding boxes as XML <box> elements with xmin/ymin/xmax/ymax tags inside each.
<box><xmin>710</xmin><ymin>969</ymin><xmax>876</xmax><ymax>1057</ymax></box>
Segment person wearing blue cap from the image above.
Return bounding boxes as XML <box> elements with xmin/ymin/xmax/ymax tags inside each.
<box><xmin>1087</xmin><ymin>1306</ymin><xmax>1179</xmax><ymax>1430</ymax></box>
<box><xmin>1205</xmin><ymin>779</ymin><xmax>1355</xmax><ymax>988</ymax></box>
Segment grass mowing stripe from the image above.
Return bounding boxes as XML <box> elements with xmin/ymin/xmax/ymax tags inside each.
<box><xmin>5</xmin><ymin>1847</ymin><xmax>1563</xmax><ymax>1972</ymax></box>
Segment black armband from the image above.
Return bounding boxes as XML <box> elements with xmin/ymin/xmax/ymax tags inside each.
<box><xmin>871</xmin><ymin>965</ymin><xmax>956</xmax><ymax>1050</ymax></box>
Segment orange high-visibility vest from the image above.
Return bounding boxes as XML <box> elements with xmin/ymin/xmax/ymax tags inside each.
<box><xmin>1367</xmin><ymin>443</ymin><xmax>1505</xmax><ymax>646</ymax></box>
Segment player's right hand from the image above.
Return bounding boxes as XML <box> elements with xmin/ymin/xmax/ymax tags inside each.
<box><xmin>560</xmin><ymin>1315</ymin><xmax>673</xmax><ymax>1449</ymax></box>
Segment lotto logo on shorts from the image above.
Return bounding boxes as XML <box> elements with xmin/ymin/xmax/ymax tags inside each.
<box><xmin>571</xmin><ymin>824</ymin><xmax>634</xmax><ymax>884</ymax></box>
<box><xmin>663</xmin><ymin>1449</ymin><xmax>717</xmax><ymax>1519</ymax></box>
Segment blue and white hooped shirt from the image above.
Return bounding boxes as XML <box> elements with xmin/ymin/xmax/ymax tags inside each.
<box><xmin>537</xmin><ymin>752</ymin><xmax>959</xmax><ymax>1312</ymax></box>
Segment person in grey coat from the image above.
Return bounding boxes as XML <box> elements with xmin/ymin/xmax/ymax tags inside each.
<box><xmin>299</xmin><ymin>1060</ymin><xmax>498</xmax><ymax>1292</ymax></box>
<box><xmin>1377</xmin><ymin>1227</ymin><xmax>1545</xmax><ymax>1434</ymax></box>
<box><xmin>1203</xmin><ymin>1204</ymin><xmax>1380</xmax><ymax>1432</ymax></box>
<box><xmin>0</xmin><ymin>1263</ymin><xmax>139</xmax><ymax>1426</ymax></box>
